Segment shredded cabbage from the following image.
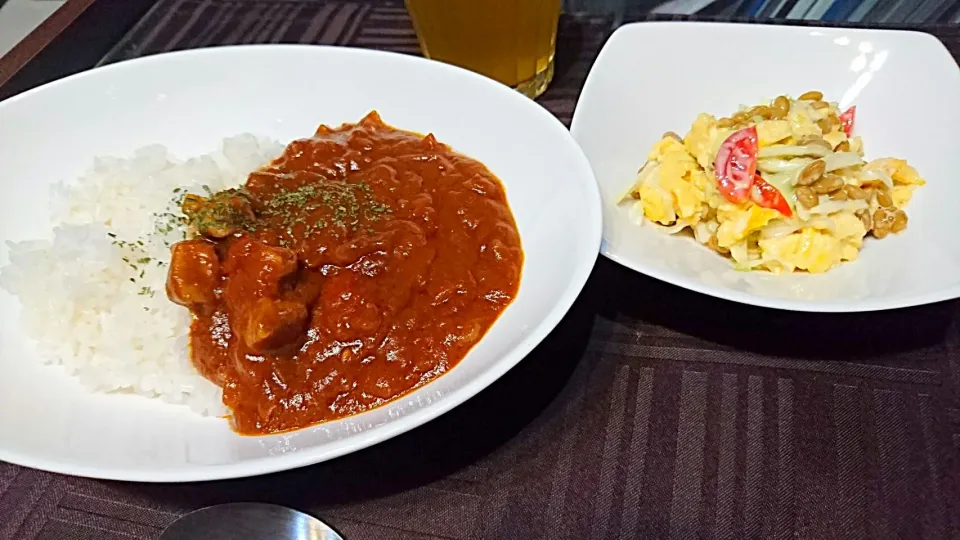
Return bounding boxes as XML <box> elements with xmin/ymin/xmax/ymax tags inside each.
<box><xmin>651</xmin><ymin>222</ymin><xmax>688</xmax><ymax>235</ymax></box>
<box><xmin>729</xmin><ymin>241</ymin><xmax>766</xmax><ymax>270</ymax></box>
<box><xmin>823</xmin><ymin>151</ymin><xmax>864</xmax><ymax>172</ymax></box>
<box><xmin>758</xmin><ymin>145</ymin><xmax>831</xmax><ymax>159</ymax></box>
<box><xmin>807</xmin><ymin>199</ymin><xmax>867</xmax><ymax>217</ymax></box>
<box><xmin>618</xmin><ymin>161</ymin><xmax>659</xmax><ymax>203</ymax></box>
<box><xmin>759</xmin><ymin>220</ymin><xmax>801</xmax><ymax>239</ymax></box>
<box><xmin>693</xmin><ymin>222</ymin><xmax>713</xmax><ymax>244</ymax></box>
<box><xmin>761</xmin><ymin>171</ymin><xmax>798</xmax><ymax>202</ymax></box>
<box><xmin>729</xmin><ymin>242</ymin><xmax>750</xmax><ymax>266</ymax></box>
<box><xmin>858</xmin><ymin>169</ymin><xmax>894</xmax><ymax>189</ymax></box>
<box><xmin>627</xmin><ymin>200</ymin><xmax>646</xmax><ymax>225</ymax></box>
<box><xmin>759</xmin><ymin>216</ymin><xmax>837</xmax><ymax>239</ymax></box>
<box><xmin>796</xmin><ymin>200</ymin><xmax>847</xmax><ymax>222</ymax></box>
<box><xmin>758</xmin><ymin>157</ymin><xmax>811</xmax><ymax>173</ymax></box>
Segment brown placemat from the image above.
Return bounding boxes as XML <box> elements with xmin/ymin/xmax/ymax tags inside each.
<box><xmin>3</xmin><ymin>2</ymin><xmax>959</xmax><ymax>539</ymax></box>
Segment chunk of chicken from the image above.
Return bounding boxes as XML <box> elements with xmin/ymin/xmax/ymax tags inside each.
<box><xmin>218</xmin><ymin>237</ymin><xmax>306</xmax><ymax>352</ymax></box>
<box><xmin>236</xmin><ymin>297</ymin><xmax>308</xmax><ymax>353</ymax></box>
<box><xmin>166</xmin><ymin>239</ymin><xmax>220</xmax><ymax>312</ymax></box>
<box><xmin>222</xmin><ymin>237</ymin><xmax>299</xmax><ymax>300</ymax></box>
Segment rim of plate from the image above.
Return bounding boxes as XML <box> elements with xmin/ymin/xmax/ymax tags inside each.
<box><xmin>0</xmin><ymin>44</ymin><xmax>604</xmax><ymax>482</ymax></box>
<box><xmin>573</xmin><ymin>23</ymin><xmax>960</xmax><ymax>314</ymax></box>
<box><xmin>600</xmin><ymin>246</ymin><xmax>960</xmax><ymax>313</ymax></box>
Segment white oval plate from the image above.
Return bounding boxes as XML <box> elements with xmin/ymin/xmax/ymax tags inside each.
<box><xmin>571</xmin><ymin>22</ymin><xmax>960</xmax><ymax>312</ymax></box>
<box><xmin>0</xmin><ymin>45</ymin><xmax>602</xmax><ymax>482</ymax></box>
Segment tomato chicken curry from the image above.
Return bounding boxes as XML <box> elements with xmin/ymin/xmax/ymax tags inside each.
<box><xmin>165</xmin><ymin>112</ymin><xmax>523</xmax><ymax>435</ymax></box>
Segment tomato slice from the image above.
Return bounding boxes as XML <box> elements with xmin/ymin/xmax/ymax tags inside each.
<box><xmin>839</xmin><ymin>105</ymin><xmax>856</xmax><ymax>137</ymax></box>
<box><xmin>714</xmin><ymin>126</ymin><xmax>759</xmax><ymax>203</ymax></box>
<box><xmin>750</xmin><ymin>174</ymin><xmax>792</xmax><ymax>217</ymax></box>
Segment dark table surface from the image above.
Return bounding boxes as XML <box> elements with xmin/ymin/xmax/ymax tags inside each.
<box><xmin>1</xmin><ymin>2</ymin><xmax>959</xmax><ymax>539</ymax></box>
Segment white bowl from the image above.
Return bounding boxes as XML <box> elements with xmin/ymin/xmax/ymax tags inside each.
<box><xmin>571</xmin><ymin>22</ymin><xmax>960</xmax><ymax>312</ymax></box>
<box><xmin>0</xmin><ymin>45</ymin><xmax>601</xmax><ymax>481</ymax></box>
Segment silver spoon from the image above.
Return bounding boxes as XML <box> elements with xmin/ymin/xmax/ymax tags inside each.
<box><xmin>159</xmin><ymin>502</ymin><xmax>344</xmax><ymax>540</ymax></box>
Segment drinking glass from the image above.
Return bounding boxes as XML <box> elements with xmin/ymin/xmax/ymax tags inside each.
<box><xmin>405</xmin><ymin>0</ymin><xmax>562</xmax><ymax>99</ymax></box>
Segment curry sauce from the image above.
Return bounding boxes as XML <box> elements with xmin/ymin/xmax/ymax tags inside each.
<box><xmin>166</xmin><ymin>112</ymin><xmax>523</xmax><ymax>434</ymax></box>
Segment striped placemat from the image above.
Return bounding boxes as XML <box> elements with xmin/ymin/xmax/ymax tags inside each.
<box><xmin>2</xmin><ymin>2</ymin><xmax>958</xmax><ymax>539</ymax></box>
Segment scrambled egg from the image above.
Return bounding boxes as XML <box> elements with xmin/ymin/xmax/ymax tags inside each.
<box><xmin>759</xmin><ymin>214</ymin><xmax>866</xmax><ymax>273</ymax></box>
<box><xmin>716</xmin><ymin>205</ymin><xmax>781</xmax><ymax>248</ymax></box>
<box><xmin>620</xmin><ymin>95</ymin><xmax>926</xmax><ymax>274</ymax></box>
<box><xmin>637</xmin><ymin>138</ymin><xmax>707</xmax><ymax>225</ymax></box>
<box><xmin>684</xmin><ymin>114</ymin><xmax>723</xmax><ymax>170</ymax></box>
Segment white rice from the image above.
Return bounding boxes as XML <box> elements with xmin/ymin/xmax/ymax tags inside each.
<box><xmin>0</xmin><ymin>135</ymin><xmax>283</xmax><ymax>415</ymax></box>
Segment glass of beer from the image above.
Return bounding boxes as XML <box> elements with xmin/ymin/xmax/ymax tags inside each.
<box><xmin>405</xmin><ymin>0</ymin><xmax>562</xmax><ymax>99</ymax></box>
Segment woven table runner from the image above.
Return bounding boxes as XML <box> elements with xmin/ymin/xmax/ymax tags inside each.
<box><xmin>2</xmin><ymin>2</ymin><xmax>958</xmax><ymax>539</ymax></box>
